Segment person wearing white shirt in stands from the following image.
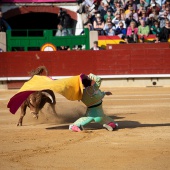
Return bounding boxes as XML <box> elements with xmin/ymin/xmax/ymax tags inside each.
<box><xmin>91</xmin><ymin>41</ymin><xmax>103</xmax><ymax>50</ymax></box>
<box><xmin>112</xmin><ymin>13</ymin><xmax>126</xmax><ymax>28</ymax></box>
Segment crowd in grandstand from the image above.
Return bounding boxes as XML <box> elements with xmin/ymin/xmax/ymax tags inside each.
<box><xmin>77</xmin><ymin>0</ymin><xmax>170</xmax><ymax>43</ymax></box>
<box><xmin>1</xmin><ymin>0</ymin><xmax>170</xmax><ymax>51</ymax></box>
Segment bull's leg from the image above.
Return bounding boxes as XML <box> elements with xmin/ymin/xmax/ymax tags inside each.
<box><xmin>17</xmin><ymin>102</ymin><xmax>27</xmax><ymax>126</ymax></box>
<box><xmin>50</xmin><ymin>104</ymin><xmax>57</xmax><ymax>116</ymax></box>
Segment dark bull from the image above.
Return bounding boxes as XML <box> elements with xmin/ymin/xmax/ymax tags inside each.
<box><xmin>17</xmin><ymin>90</ymin><xmax>57</xmax><ymax>126</ymax></box>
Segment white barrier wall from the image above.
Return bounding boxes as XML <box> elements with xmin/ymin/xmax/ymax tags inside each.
<box><xmin>89</xmin><ymin>31</ymin><xmax>98</xmax><ymax>49</ymax></box>
<box><xmin>0</xmin><ymin>32</ymin><xmax>6</xmax><ymax>52</ymax></box>
<box><xmin>101</xmin><ymin>78</ymin><xmax>170</xmax><ymax>87</ymax></box>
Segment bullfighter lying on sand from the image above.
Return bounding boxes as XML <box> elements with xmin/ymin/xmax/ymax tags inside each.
<box><xmin>69</xmin><ymin>73</ymin><xmax>118</xmax><ymax>132</ymax></box>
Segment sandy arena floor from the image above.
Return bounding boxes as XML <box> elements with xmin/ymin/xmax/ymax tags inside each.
<box><xmin>0</xmin><ymin>87</ymin><xmax>170</xmax><ymax>170</ymax></box>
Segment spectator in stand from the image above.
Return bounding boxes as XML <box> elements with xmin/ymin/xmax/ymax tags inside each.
<box><xmin>120</xmin><ymin>8</ymin><xmax>126</xmax><ymax>20</ymax></box>
<box><xmin>138</xmin><ymin>19</ymin><xmax>150</xmax><ymax>42</ymax></box>
<box><xmin>159</xmin><ymin>3</ymin><xmax>166</xmax><ymax>17</ymax></box>
<box><xmin>147</xmin><ymin>2</ymin><xmax>161</xmax><ymax>16</ymax></box>
<box><xmin>105</xmin><ymin>15</ymin><xmax>113</xmax><ymax>23</ymax></box>
<box><xmin>57</xmin><ymin>46</ymin><xmax>70</xmax><ymax>50</ymax></box>
<box><xmin>158</xmin><ymin>19</ymin><xmax>170</xmax><ymax>41</ymax></box>
<box><xmin>55</xmin><ymin>23</ymin><xmax>68</xmax><ymax>36</ymax></box>
<box><xmin>105</xmin><ymin>16</ymin><xmax>112</xmax><ymax>24</ymax></box>
<box><xmin>115</xmin><ymin>0</ymin><xmax>125</xmax><ymax>7</ymax></box>
<box><xmin>103</xmin><ymin>19</ymin><xmax>116</xmax><ymax>35</ymax></box>
<box><xmin>137</xmin><ymin>0</ymin><xmax>149</xmax><ymax>11</ymax></box>
<box><xmin>101</xmin><ymin>0</ymin><xmax>109</xmax><ymax>6</ymax></box>
<box><xmin>72</xmin><ymin>45</ymin><xmax>81</xmax><ymax>50</ymax></box>
<box><xmin>58</xmin><ymin>9</ymin><xmax>73</xmax><ymax>35</ymax></box>
<box><xmin>150</xmin><ymin>20</ymin><xmax>161</xmax><ymax>34</ymax></box>
<box><xmin>93</xmin><ymin>13</ymin><xmax>105</xmax><ymax>35</ymax></box>
<box><xmin>148</xmin><ymin>13</ymin><xmax>159</xmax><ymax>27</ymax></box>
<box><xmin>165</xmin><ymin>7</ymin><xmax>170</xmax><ymax>20</ymax></box>
<box><xmin>82</xmin><ymin>21</ymin><xmax>93</xmax><ymax>34</ymax></box>
<box><xmin>91</xmin><ymin>9</ymin><xmax>100</xmax><ymax>24</ymax></box>
<box><xmin>0</xmin><ymin>11</ymin><xmax>11</xmax><ymax>32</ymax></box>
<box><xmin>126</xmin><ymin>21</ymin><xmax>138</xmax><ymax>43</ymax></box>
<box><xmin>112</xmin><ymin>13</ymin><xmax>126</xmax><ymax>28</ymax></box>
<box><xmin>138</xmin><ymin>10</ymin><xmax>149</xmax><ymax>24</ymax></box>
<box><xmin>125</xmin><ymin>6</ymin><xmax>139</xmax><ymax>22</ymax></box>
<box><xmin>156</xmin><ymin>0</ymin><xmax>165</xmax><ymax>6</ymax></box>
<box><xmin>93</xmin><ymin>0</ymin><xmax>102</xmax><ymax>9</ymax></box>
<box><xmin>114</xmin><ymin>7</ymin><xmax>126</xmax><ymax>20</ymax></box>
<box><xmin>165</xmin><ymin>0</ymin><xmax>170</xmax><ymax>8</ymax></box>
<box><xmin>123</xmin><ymin>0</ymin><xmax>137</xmax><ymax>11</ymax></box>
<box><xmin>115</xmin><ymin>21</ymin><xmax>127</xmax><ymax>38</ymax></box>
<box><xmin>125</xmin><ymin>13</ymin><xmax>138</xmax><ymax>27</ymax></box>
<box><xmin>81</xmin><ymin>23</ymin><xmax>93</xmax><ymax>35</ymax></box>
<box><xmin>159</xmin><ymin>11</ymin><xmax>168</xmax><ymax>28</ymax></box>
<box><xmin>125</xmin><ymin>4</ymin><xmax>134</xmax><ymax>15</ymax></box>
<box><xmin>82</xmin><ymin>12</ymin><xmax>93</xmax><ymax>31</ymax></box>
<box><xmin>150</xmin><ymin>0</ymin><xmax>161</xmax><ymax>8</ymax></box>
<box><xmin>91</xmin><ymin>40</ymin><xmax>104</xmax><ymax>50</ymax></box>
<box><xmin>98</xmin><ymin>1</ymin><xmax>105</xmax><ymax>12</ymax></box>
<box><xmin>144</xmin><ymin>0</ymin><xmax>151</xmax><ymax>6</ymax></box>
<box><xmin>77</xmin><ymin>0</ymin><xmax>95</xmax><ymax>14</ymax></box>
<box><xmin>100</xmin><ymin>3</ymin><xmax>109</xmax><ymax>19</ymax></box>
<box><xmin>104</xmin><ymin>8</ymin><xmax>114</xmax><ymax>21</ymax></box>
<box><xmin>104</xmin><ymin>0</ymin><xmax>115</xmax><ymax>10</ymax></box>
<box><xmin>114</xmin><ymin>1</ymin><xmax>123</xmax><ymax>13</ymax></box>
<box><xmin>152</xmin><ymin>9</ymin><xmax>159</xmax><ymax>20</ymax></box>
<box><xmin>137</xmin><ymin>6</ymin><xmax>145</xmax><ymax>17</ymax></box>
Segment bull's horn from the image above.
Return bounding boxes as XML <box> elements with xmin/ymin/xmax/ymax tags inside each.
<box><xmin>42</xmin><ymin>91</ymin><xmax>54</xmax><ymax>103</ymax></box>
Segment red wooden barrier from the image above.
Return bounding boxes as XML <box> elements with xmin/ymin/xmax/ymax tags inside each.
<box><xmin>0</xmin><ymin>43</ymin><xmax>170</xmax><ymax>78</ymax></box>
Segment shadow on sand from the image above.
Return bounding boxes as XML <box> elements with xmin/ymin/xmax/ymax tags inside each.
<box><xmin>45</xmin><ymin>114</ymin><xmax>170</xmax><ymax>131</ymax></box>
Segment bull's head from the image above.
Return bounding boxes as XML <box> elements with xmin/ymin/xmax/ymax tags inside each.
<box><xmin>29</xmin><ymin>91</ymin><xmax>54</xmax><ymax>119</ymax></box>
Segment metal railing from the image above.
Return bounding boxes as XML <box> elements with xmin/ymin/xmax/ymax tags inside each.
<box><xmin>6</xmin><ymin>28</ymin><xmax>90</xmax><ymax>51</ymax></box>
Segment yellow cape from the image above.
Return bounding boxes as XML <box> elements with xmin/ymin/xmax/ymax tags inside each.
<box><xmin>19</xmin><ymin>75</ymin><xmax>83</xmax><ymax>100</ymax></box>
